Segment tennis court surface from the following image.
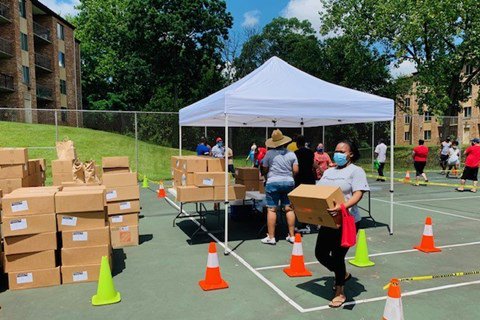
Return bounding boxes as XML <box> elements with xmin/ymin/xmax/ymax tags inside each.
<box><xmin>1</xmin><ymin>173</ymin><xmax>479</xmax><ymax>320</ymax></box>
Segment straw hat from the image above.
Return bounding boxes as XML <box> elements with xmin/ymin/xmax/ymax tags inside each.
<box><xmin>266</xmin><ymin>129</ymin><xmax>292</xmax><ymax>148</ymax></box>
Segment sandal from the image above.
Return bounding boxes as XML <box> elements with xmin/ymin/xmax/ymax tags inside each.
<box><xmin>329</xmin><ymin>295</ymin><xmax>346</xmax><ymax>308</ymax></box>
<box><xmin>332</xmin><ymin>273</ymin><xmax>352</xmax><ymax>291</ymax></box>
<box><xmin>455</xmin><ymin>188</ymin><xmax>465</xmax><ymax>192</ymax></box>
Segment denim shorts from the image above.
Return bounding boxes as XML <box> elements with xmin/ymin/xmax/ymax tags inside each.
<box><xmin>265</xmin><ymin>181</ymin><xmax>295</xmax><ymax>208</ymax></box>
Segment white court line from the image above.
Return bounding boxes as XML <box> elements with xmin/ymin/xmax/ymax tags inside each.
<box><xmin>396</xmin><ymin>195</ymin><xmax>480</xmax><ymax>203</ymax></box>
<box><xmin>301</xmin><ymin>280</ymin><xmax>480</xmax><ymax>312</ymax></box>
<box><xmin>372</xmin><ymin>197</ymin><xmax>480</xmax><ymax>222</ymax></box>
<box><xmin>254</xmin><ymin>241</ymin><xmax>480</xmax><ymax>271</ymax></box>
<box><xmin>164</xmin><ymin>197</ymin><xmax>305</xmax><ymax>313</ymax></box>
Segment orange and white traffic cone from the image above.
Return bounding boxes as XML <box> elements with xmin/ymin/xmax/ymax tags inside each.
<box><xmin>414</xmin><ymin>216</ymin><xmax>441</xmax><ymax>253</ymax></box>
<box><xmin>157</xmin><ymin>181</ymin><xmax>166</xmax><ymax>198</ymax></box>
<box><xmin>283</xmin><ymin>234</ymin><xmax>312</xmax><ymax>277</ymax></box>
<box><xmin>199</xmin><ymin>242</ymin><xmax>229</xmax><ymax>291</ymax></box>
<box><xmin>382</xmin><ymin>278</ymin><xmax>404</xmax><ymax>320</ymax></box>
<box><xmin>403</xmin><ymin>171</ymin><xmax>410</xmax><ymax>184</ymax></box>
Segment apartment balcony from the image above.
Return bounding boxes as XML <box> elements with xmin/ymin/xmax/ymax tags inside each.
<box><xmin>36</xmin><ymin>84</ymin><xmax>53</xmax><ymax>101</ymax></box>
<box><xmin>33</xmin><ymin>21</ymin><xmax>51</xmax><ymax>43</ymax></box>
<box><xmin>0</xmin><ymin>36</ymin><xmax>13</xmax><ymax>58</ymax></box>
<box><xmin>35</xmin><ymin>53</ymin><xmax>52</xmax><ymax>72</ymax></box>
<box><xmin>0</xmin><ymin>2</ymin><xmax>11</xmax><ymax>24</ymax></box>
<box><xmin>0</xmin><ymin>73</ymin><xmax>14</xmax><ymax>92</ymax></box>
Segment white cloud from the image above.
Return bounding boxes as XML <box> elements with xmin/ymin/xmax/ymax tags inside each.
<box><xmin>39</xmin><ymin>0</ymin><xmax>80</xmax><ymax>17</ymax></box>
<box><xmin>389</xmin><ymin>60</ymin><xmax>417</xmax><ymax>78</ymax></box>
<box><xmin>242</xmin><ymin>10</ymin><xmax>260</xmax><ymax>28</ymax></box>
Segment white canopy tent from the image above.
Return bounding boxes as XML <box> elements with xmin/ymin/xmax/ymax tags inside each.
<box><xmin>179</xmin><ymin>56</ymin><xmax>395</xmax><ymax>254</ymax></box>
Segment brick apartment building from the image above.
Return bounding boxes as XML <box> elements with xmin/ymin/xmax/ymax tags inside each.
<box><xmin>396</xmin><ymin>67</ymin><xmax>480</xmax><ymax>146</ymax></box>
<box><xmin>0</xmin><ymin>0</ymin><xmax>81</xmax><ymax>126</ymax></box>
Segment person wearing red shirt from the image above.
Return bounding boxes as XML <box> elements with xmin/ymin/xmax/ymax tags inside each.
<box><xmin>412</xmin><ymin>139</ymin><xmax>429</xmax><ymax>186</ymax></box>
<box><xmin>456</xmin><ymin>138</ymin><xmax>480</xmax><ymax>193</ymax></box>
<box><xmin>314</xmin><ymin>143</ymin><xmax>333</xmax><ymax>180</ymax></box>
<box><xmin>254</xmin><ymin>146</ymin><xmax>267</xmax><ymax>168</ymax></box>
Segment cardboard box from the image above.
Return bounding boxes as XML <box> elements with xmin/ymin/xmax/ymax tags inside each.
<box><xmin>27</xmin><ymin>160</ymin><xmax>41</xmax><ymax>175</ymax></box>
<box><xmin>178</xmin><ymin>157</ymin><xmax>207</xmax><ymax>173</ymax></box>
<box><xmin>0</xmin><ymin>148</ymin><xmax>28</xmax><ymax>165</ymax></box>
<box><xmin>51</xmin><ymin>159</ymin><xmax>74</xmax><ymax>174</ymax></box>
<box><xmin>30</xmin><ymin>158</ymin><xmax>46</xmax><ymax>172</ymax></box>
<box><xmin>0</xmin><ymin>178</ymin><xmax>28</xmax><ymax>194</ymax></box>
<box><xmin>102</xmin><ymin>156</ymin><xmax>130</xmax><ymax>169</ymax></box>
<box><xmin>4</xmin><ymin>232</ymin><xmax>57</xmax><ymax>255</ymax></box>
<box><xmin>288</xmin><ymin>185</ymin><xmax>345</xmax><ymax>228</ymax></box>
<box><xmin>176</xmin><ymin>186</ymin><xmax>214</xmax><ymax>203</ymax></box>
<box><xmin>55</xmin><ymin>190</ymin><xmax>105</xmax><ymax>213</ymax></box>
<box><xmin>235</xmin><ymin>167</ymin><xmax>260</xmax><ymax>180</ymax></box>
<box><xmin>0</xmin><ymin>164</ymin><xmax>28</xmax><ymax>179</ymax></box>
<box><xmin>1</xmin><ymin>213</ymin><xmax>56</xmax><ymax>237</ymax></box>
<box><xmin>61</xmin><ymin>226</ymin><xmax>110</xmax><ymax>248</ymax></box>
<box><xmin>110</xmin><ymin>225</ymin><xmax>139</xmax><ymax>248</ymax></box>
<box><xmin>61</xmin><ymin>245</ymin><xmax>110</xmax><ymax>266</ymax></box>
<box><xmin>53</xmin><ymin>173</ymin><xmax>74</xmax><ymax>186</ymax></box>
<box><xmin>193</xmin><ymin>172</ymin><xmax>226</xmax><ymax>187</ymax></box>
<box><xmin>170</xmin><ymin>156</ymin><xmax>187</xmax><ymax>170</ymax></box>
<box><xmin>259</xmin><ymin>180</ymin><xmax>265</xmax><ymax>194</ymax></box>
<box><xmin>213</xmin><ymin>185</ymin><xmax>246</xmax><ymax>201</ymax></box>
<box><xmin>2</xmin><ymin>192</ymin><xmax>55</xmax><ymax>216</ymax></box>
<box><xmin>108</xmin><ymin>213</ymin><xmax>139</xmax><ymax>227</ymax></box>
<box><xmin>62</xmin><ymin>185</ymin><xmax>106</xmax><ymax>192</ymax></box>
<box><xmin>107</xmin><ymin>200</ymin><xmax>140</xmax><ymax>215</ymax></box>
<box><xmin>61</xmin><ymin>181</ymin><xmax>102</xmax><ymax>187</ymax></box>
<box><xmin>103</xmin><ymin>168</ymin><xmax>130</xmax><ymax>174</ymax></box>
<box><xmin>8</xmin><ymin>267</ymin><xmax>61</xmax><ymax>290</ymax></box>
<box><xmin>3</xmin><ymin>250</ymin><xmax>56</xmax><ymax>272</ymax></box>
<box><xmin>61</xmin><ymin>264</ymin><xmax>102</xmax><ymax>284</ymax></box>
<box><xmin>205</xmin><ymin>158</ymin><xmax>225</xmax><ymax>172</ymax></box>
<box><xmin>173</xmin><ymin>169</ymin><xmax>194</xmax><ymax>186</ymax></box>
<box><xmin>57</xmin><ymin>212</ymin><xmax>106</xmax><ymax>231</ymax></box>
<box><xmin>101</xmin><ymin>172</ymin><xmax>137</xmax><ymax>187</ymax></box>
<box><xmin>235</xmin><ymin>178</ymin><xmax>259</xmax><ymax>191</ymax></box>
<box><xmin>105</xmin><ymin>185</ymin><xmax>140</xmax><ymax>202</ymax></box>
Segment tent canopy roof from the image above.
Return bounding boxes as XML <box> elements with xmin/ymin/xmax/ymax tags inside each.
<box><xmin>180</xmin><ymin>56</ymin><xmax>394</xmax><ymax>127</ymax></box>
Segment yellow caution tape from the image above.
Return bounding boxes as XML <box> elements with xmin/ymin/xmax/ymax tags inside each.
<box><xmin>366</xmin><ymin>174</ymin><xmax>474</xmax><ymax>189</ymax></box>
<box><xmin>383</xmin><ymin>270</ymin><xmax>480</xmax><ymax>290</ymax></box>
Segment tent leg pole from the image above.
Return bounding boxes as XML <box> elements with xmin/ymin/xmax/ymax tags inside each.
<box><xmin>322</xmin><ymin>126</ymin><xmax>325</xmax><ymax>145</ymax></box>
<box><xmin>265</xmin><ymin>127</ymin><xmax>268</xmax><ymax>141</ymax></box>
<box><xmin>224</xmin><ymin>115</ymin><xmax>229</xmax><ymax>255</ymax></box>
<box><xmin>179</xmin><ymin>125</ymin><xmax>182</xmax><ymax>156</ymax></box>
<box><xmin>372</xmin><ymin>122</ymin><xmax>375</xmax><ymax>173</ymax></box>
<box><xmin>301</xmin><ymin>126</ymin><xmax>304</xmax><ymax>135</ymax></box>
<box><xmin>390</xmin><ymin>120</ymin><xmax>394</xmax><ymax>235</ymax></box>
<box><xmin>204</xmin><ymin>126</ymin><xmax>207</xmax><ymax>138</ymax></box>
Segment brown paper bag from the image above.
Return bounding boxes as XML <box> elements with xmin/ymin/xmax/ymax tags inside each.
<box><xmin>56</xmin><ymin>138</ymin><xmax>77</xmax><ymax>160</ymax></box>
<box><xmin>84</xmin><ymin>160</ymin><xmax>100</xmax><ymax>183</ymax></box>
<box><xmin>73</xmin><ymin>160</ymin><xmax>85</xmax><ymax>183</ymax></box>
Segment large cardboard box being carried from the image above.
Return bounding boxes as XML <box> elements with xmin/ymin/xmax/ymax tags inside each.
<box><xmin>288</xmin><ymin>185</ymin><xmax>345</xmax><ymax>228</ymax></box>
<box><xmin>8</xmin><ymin>267</ymin><xmax>61</xmax><ymax>290</ymax></box>
<box><xmin>110</xmin><ymin>225</ymin><xmax>139</xmax><ymax>248</ymax></box>
<box><xmin>0</xmin><ymin>148</ymin><xmax>28</xmax><ymax>165</ymax></box>
<box><xmin>176</xmin><ymin>186</ymin><xmax>214</xmax><ymax>203</ymax></box>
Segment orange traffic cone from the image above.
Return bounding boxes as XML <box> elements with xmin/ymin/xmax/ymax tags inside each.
<box><xmin>403</xmin><ymin>171</ymin><xmax>410</xmax><ymax>183</ymax></box>
<box><xmin>283</xmin><ymin>234</ymin><xmax>312</xmax><ymax>277</ymax></box>
<box><xmin>199</xmin><ymin>242</ymin><xmax>229</xmax><ymax>291</ymax></box>
<box><xmin>414</xmin><ymin>216</ymin><xmax>441</xmax><ymax>253</ymax></box>
<box><xmin>382</xmin><ymin>278</ymin><xmax>404</xmax><ymax>320</ymax></box>
<box><xmin>157</xmin><ymin>181</ymin><xmax>166</xmax><ymax>198</ymax></box>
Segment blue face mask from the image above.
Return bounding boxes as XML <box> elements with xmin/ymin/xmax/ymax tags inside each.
<box><xmin>316</xmin><ymin>148</ymin><xmax>324</xmax><ymax>153</ymax></box>
<box><xmin>333</xmin><ymin>152</ymin><xmax>348</xmax><ymax>166</ymax></box>
<box><xmin>217</xmin><ymin>142</ymin><xmax>223</xmax><ymax>148</ymax></box>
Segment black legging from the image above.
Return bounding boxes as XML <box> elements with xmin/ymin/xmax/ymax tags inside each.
<box><xmin>315</xmin><ymin>223</ymin><xmax>360</xmax><ymax>286</ymax></box>
<box><xmin>377</xmin><ymin>162</ymin><xmax>385</xmax><ymax>178</ymax></box>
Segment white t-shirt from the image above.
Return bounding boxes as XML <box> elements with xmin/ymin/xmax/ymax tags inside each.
<box><xmin>211</xmin><ymin>145</ymin><xmax>225</xmax><ymax>158</ymax></box>
<box><xmin>441</xmin><ymin>141</ymin><xmax>451</xmax><ymax>155</ymax></box>
<box><xmin>375</xmin><ymin>143</ymin><xmax>387</xmax><ymax>163</ymax></box>
<box><xmin>317</xmin><ymin>164</ymin><xmax>370</xmax><ymax>223</ymax></box>
<box><xmin>263</xmin><ymin>148</ymin><xmax>298</xmax><ymax>183</ymax></box>
<box><xmin>448</xmin><ymin>147</ymin><xmax>460</xmax><ymax>164</ymax></box>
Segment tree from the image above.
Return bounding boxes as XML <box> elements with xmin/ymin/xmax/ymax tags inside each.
<box><xmin>320</xmin><ymin>0</ymin><xmax>480</xmax><ymax>138</ymax></box>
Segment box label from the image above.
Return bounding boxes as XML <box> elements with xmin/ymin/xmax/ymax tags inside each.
<box><xmin>62</xmin><ymin>216</ymin><xmax>78</xmax><ymax>226</ymax></box>
<box><xmin>181</xmin><ymin>174</ymin><xmax>187</xmax><ymax>186</ymax></box>
<box><xmin>16</xmin><ymin>273</ymin><xmax>33</xmax><ymax>284</ymax></box>
<box><xmin>10</xmin><ymin>218</ymin><xmax>28</xmax><ymax>231</ymax></box>
<box><xmin>120</xmin><ymin>226</ymin><xmax>130</xmax><ymax>231</ymax></box>
<box><xmin>73</xmin><ymin>271</ymin><xmax>88</xmax><ymax>282</ymax></box>
<box><xmin>106</xmin><ymin>190</ymin><xmax>118</xmax><ymax>200</ymax></box>
<box><xmin>119</xmin><ymin>202</ymin><xmax>131</xmax><ymax>210</ymax></box>
<box><xmin>11</xmin><ymin>200</ymin><xmax>29</xmax><ymax>213</ymax></box>
<box><xmin>203</xmin><ymin>178</ymin><xmax>214</xmax><ymax>186</ymax></box>
<box><xmin>73</xmin><ymin>231</ymin><xmax>88</xmax><ymax>241</ymax></box>
<box><xmin>112</xmin><ymin>215</ymin><xmax>123</xmax><ymax>223</ymax></box>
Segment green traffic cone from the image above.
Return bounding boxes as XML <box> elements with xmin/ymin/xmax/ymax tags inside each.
<box><xmin>92</xmin><ymin>256</ymin><xmax>121</xmax><ymax>306</ymax></box>
<box><xmin>348</xmin><ymin>230</ymin><xmax>375</xmax><ymax>267</ymax></box>
<box><xmin>142</xmin><ymin>175</ymin><xmax>148</xmax><ymax>188</ymax></box>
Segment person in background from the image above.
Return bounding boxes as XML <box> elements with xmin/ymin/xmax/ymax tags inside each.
<box><xmin>412</xmin><ymin>139</ymin><xmax>429</xmax><ymax>186</ymax></box>
<box><xmin>254</xmin><ymin>145</ymin><xmax>267</xmax><ymax>168</ymax></box>
<box><xmin>446</xmin><ymin>140</ymin><xmax>460</xmax><ymax>178</ymax></box>
<box><xmin>211</xmin><ymin>137</ymin><xmax>225</xmax><ymax>158</ymax></box>
<box><xmin>294</xmin><ymin>135</ymin><xmax>316</xmax><ymax>234</ymax></box>
<box><xmin>374</xmin><ymin>138</ymin><xmax>387</xmax><ymax>182</ymax></box>
<box><xmin>261</xmin><ymin>129</ymin><xmax>298</xmax><ymax>245</ymax></box>
<box><xmin>314</xmin><ymin>143</ymin><xmax>333</xmax><ymax>181</ymax></box>
<box><xmin>439</xmin><ymin>137</ymin><xmax>452</xmax><ymax>174</ymax></box>
<box><xmin>456</xmin><ymin>138</ymin><xmax>480</xmax><ymax>193</ymax></box>
<box><xmin>196</xmin><ymin>137</ymin><xmax>211</xmax><ymax>156</ymax></box>
<box><xmin>246</xmin><ymin>143</ymin><xmax>257</xmax><ymax>166</ymax></box>
<box><xmin>316</xmin><ymin>140</ymin><xmax>369</xmax><ymax>308</ymax></box>
<box><xmin>287</xmin><ymin>134</ymin><xmax>299</xmax><ymax>152</ymax></box>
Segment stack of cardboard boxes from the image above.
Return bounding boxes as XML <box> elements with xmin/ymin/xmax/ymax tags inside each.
<box><xmin>55</xmin><ymin>186</ymin><xmax>111</xmax><ymax>284</ymax></box>
<box><xmin>235</xmin><ymin>167</ymin><xmax>264</xmax><ymax>193</ymax></box>
<box><xmin>0</xmin><ymin>148</ymin><xmax>46</xmax><ymax>194</ymax></box>
<box><xmin>1</xmin><ymin>187</ymin><xmax>60</xmax><ymax>290</ymax></box>
<box><xmin>102</xmin><ymin>157</ymin><xmax>140</xmax><ymax>248</ymax></box>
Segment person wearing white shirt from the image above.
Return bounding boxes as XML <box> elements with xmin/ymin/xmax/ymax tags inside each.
<box><xmin>446</xmin><ymin>140</ymin><xmax>461</xmax><ymax>178</ymax></box>
<box><xmin>374</xmin><ymin>139</ymin><xmax>387</xmax><ymax>182</ymax></box>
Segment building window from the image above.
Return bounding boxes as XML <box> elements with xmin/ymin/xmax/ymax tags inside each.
<box><xmin>404</xmin><ymin>114</ymin><xmax>411</xmax><ymax>124</ymax></box>
<box><xmin>60</xmin><ymin>79</ymin><xmax>67</xmax><ymax>94</ymax></box>
<box><xmin>405</xmin><ymin>97</ymin><xmax>411</xmax><ymax>107</ymax></box>
<box><xmin>19</xmin><ymin>0</ymin><xmax>26</xmax><ymax>18</ymax></box>
<box><xmin>424</xmin><ymin>111</ymin><xmax>432</xmax><ymax>122</ymax></box>
<box><xmin>57</xmin><ymin>23</ymin><xmax>64</xmax><ymax>40</ymax></box>
<box><xmin>404</xmin><ymin>131</ymin><xmax>411</xmax><ymax>141</ymax></box>
<box><xmin>58</xmin><ymin>52</ymin><xmax>65</xmax><ymax>68</ymax></box>
<box><xmin>464</xmin><ymin>107</ymin><xmax>472</xmax><ymax>118</ymax></box>
<box><xmin>61</xmin><ymin>107</ymin><xmax>67</xmax><ymax>122</ymax></box>
<box><xmin>466</xmin><ymin>85</ymin><xmax>472</xmax><ymax>97</ymax></box>
<box><xmin>465</xmin><ymin>65</ymin><xmax>474</xmax><ymax>75</ymax></box>
<box><xmin>424</xmin><ymin>130</ymin><xmax>432</xmax><ymax>140</ymax></box>
<box><xmin>20</xmin><ymin>33</ymin><xmax>28</xmax><ymax>51</ymax></box>
<box><xmin>22</xmin><ymin>66</ymin><xmax>30</xmax><ymax>85</ymax></box>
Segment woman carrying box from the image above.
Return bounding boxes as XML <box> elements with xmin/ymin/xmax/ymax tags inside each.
<box><xmin>315</xmin><ymin>140</ymin><xmax>369</xmax><ymax>308</ymax></box>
